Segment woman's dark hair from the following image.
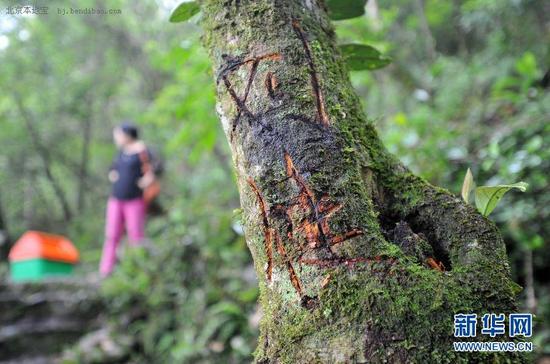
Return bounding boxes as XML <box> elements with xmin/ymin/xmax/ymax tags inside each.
<box><xmin>119</xmin><ymin>121</ymin><xmax>139</xmax><ymax>139</ymax></box>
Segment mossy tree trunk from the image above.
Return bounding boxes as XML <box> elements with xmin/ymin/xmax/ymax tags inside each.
<box><xmin>201</xmin><ymin>1</ymin><xmax>523</xmax><ymax>362</ymax></box>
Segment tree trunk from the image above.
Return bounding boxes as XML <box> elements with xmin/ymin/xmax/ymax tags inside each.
<box><xmin>13</xmin><ymin>92</ymin><xmax>73</xmax><ymax>222</ymax></box>
<box><xmin>414</xmin><ymin>0</ymin><xmax>437</xmax><ymax>62</ymax></box>
<box><xmin>523</xmin><ymin>248</ymin><xmax>537</xmax><ymax>313</ymax></box>
<box><xmin>201</xmin><ymin>1</ymin><xmax>522</xmax><ymax>362</ymax></box>
<box><xmin>77</xmin><ymin>116</ymin><xmax>92</xmax><ymax>213</ymax></box>
<box><xmin>0</xmin><ymin>189</ymin><xmax>10</xmax><ymax>260</ymax></box>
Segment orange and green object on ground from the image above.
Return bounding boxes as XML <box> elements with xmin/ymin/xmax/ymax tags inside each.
<box><xmin>8</xmin><ymin>231</ymin><xmax>79</xmax><ymax>282</ymax></box>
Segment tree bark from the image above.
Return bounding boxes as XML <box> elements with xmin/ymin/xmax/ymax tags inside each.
<box><xmin>523</xmin><ymin>248</ymin><xmax>537</xmax><ymax>313</ymax></box>
<box><xmin>414</xmin><ymin>0</ymin><xmax>437</xmax><ymax>62</ymax></box>
<box><xmin>0</xmin><ymin>189</ymin><xmax>10</xmax><ymax>260</ymax></box>
<box><xmin>201</xmin><ymin>1</ymin><xmax>523</xmax><ymax>362</ymax></box>
<box><xmin>77</xmin><ymin>115</ymin><xmax>92</xmax><ymax>213</ymax></box>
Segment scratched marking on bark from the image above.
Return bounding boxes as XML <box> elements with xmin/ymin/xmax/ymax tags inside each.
<box><xmin>217</xmin><ymin>53</ymin><xmax>282</xmax><ymax>140</ymax></box>
<box><xmin>275</xmin><ymin>233</ymin><xmax>303</xmax><ymax>295</ymax></box>
<box><xmin>219</xmin><ymin>22</ymin><xmax>330</xmax><ymax>130</ymax></box>
<box><xmin>284</xmin><ymin>151</ymin><xmax>363</xmax><ymax>250</ymax></box>
<box><xmin>264</xmin><ymin>72</ymin><xmax>278</xmax><ymax>99</ymax></box>
<box><xmin>248</xmin><ymin>178</ymin><xmax>273</xmax><ymax>281</ymax></box>
<box><xmin>217</xmin><ymin>53</ymin><xmax>282</xmax><ymax>84</ymax></box>
<box><xmin>247</xmin><ymin>153</ymin><xmax>366</xmax><ymax>299</ymax></box>
<box><xmin>222</xmin><ymin>76</ymin><xmax>254</xmax><ymax>119</ymax></box>
<box><xmin>292</xmin><ymin>20</ymin><xmax>329</xmax><ymax>126</ymax></box>
<box><xmin>330</xmin><ymin>229</ymin><xmax>364</xmax><ymax>245</ymax></box>
<box><xmin>248</xmin><ymin>177</ymin><xmax>303</xmax><ymax>295</ymax></box>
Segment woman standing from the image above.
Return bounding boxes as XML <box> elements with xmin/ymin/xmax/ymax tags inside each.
<box><xmin>99</xmin><ymin>122</ymin><xmax>155</xmax><ymax>277</ymax></box>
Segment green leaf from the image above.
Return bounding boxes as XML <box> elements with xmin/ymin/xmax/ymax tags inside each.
<box><xmin>339</xmin><ymin>44</ymin><xmax>392</xmax><ymax>71</ymax></box>
<box><xmin>461</xmin><ymin>168</ymin><xmax>475</xmax><ymax>203</ymax></box>
<box><xmin>169</xmin><ymin>1</ymin><xmax>200</xmax><ymax>23</ymax></box>
<box><xmin>510</xmin><ymin>281</ymin><xmax>523</xmax><ymax>295</ymax></box>
<box><xmin>515</xmin><ymin>52</ymin><xmax>538</xmax><ymax>79</ymax></box>
<box><xmin>527</xmin><ymin>235</ymin><xmax>544</xmax><ymax>250</ymax></box>
<box><xmin>474</xmin><ymin>182</ymin><xmax>528</xmax><ymax>217</ymax></box>
<box><xmin>326</xmin><ymin>0</ymin><xmax>366</xmax><ymax>20</ymax></box>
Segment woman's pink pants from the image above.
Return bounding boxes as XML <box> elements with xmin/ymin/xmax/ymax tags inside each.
<box><xmin>99</xmin><ymin>197</ymin><xmax>146</xmax><ymax>277</ymax></box>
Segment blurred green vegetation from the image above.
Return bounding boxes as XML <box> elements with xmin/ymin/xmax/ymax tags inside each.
<box><xmin>0</xmin><ymin>0</ymin><xmax>548</xmax><ymax>361</ymax></box>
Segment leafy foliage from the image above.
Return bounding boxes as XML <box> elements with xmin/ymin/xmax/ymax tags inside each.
<box><xmin>326</xmin><ymin>0</ymin><xmax>366</xmax><ymax>21</ymax></box>
<box><xmin>339</xmin><ymin>43</ymin><xmax>391</xmax><ymax>71</ymax></box>
<box><xmin>474</xmin><ymin>182</ymin><xmax>528</xmax><ymax>217</ymax></box>
<box><xmin>169</xmin><ymin>2</ymin><xmax>201</xmax><ymax>23</ymax></box>
<box><xmin>461</xmin><ymin>168</ymin><xmax>475</xmax><ymax>203</ymax></box>
<box><xmin>100</xmin><ymin>207</ymin><xmax>257</xmax><ymax>363</ymax></box>
<box><xmin>461</xmin><ymin>169</ymin><xmax>528</xmax><ymax>217</ymax></box>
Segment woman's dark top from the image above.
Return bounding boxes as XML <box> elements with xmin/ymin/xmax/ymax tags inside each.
<box><xmin>111</xmin><ymin>151</ymin><xmax>143</xmax><ymax>200</ymax></box>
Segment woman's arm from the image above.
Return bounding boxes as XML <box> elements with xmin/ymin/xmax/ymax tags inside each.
<box><xmin>137</xmin><ymin>171</ymin><xmax>155</xmax><ymax>189</ymax></box>
<box><xmin>108</xmin><ymin>154</ymin><xmax>119</xmax><ymax>182</ymax></box>
<box><xmin>108</xmin><ymin>170</ymin><xmax>119</xmax><ymax>182</ymax></box>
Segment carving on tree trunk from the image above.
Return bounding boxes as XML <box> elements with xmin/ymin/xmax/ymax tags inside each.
<box><xmin>201</xmin><ymin>0</ymin><xmax>524</xmax><ymax>362</ymax></box>
<box><xmin>291</xmin><ymin>20</ymin><xmax>330</xmax><ymax>126</ymax></box>
<box><xmin>247</xmin><ymin>151</ymin><xmax>367</xmax><ymax>303</ymax></box>
<box><xmin>217</xmin><ymin>52</ymin><xmax>282</xmax><ymax>140</ymax></box>
<box><xmin>247</xmin><ymin>177</ymin><xmax>274</xmax><ymax>282</ymax></box>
